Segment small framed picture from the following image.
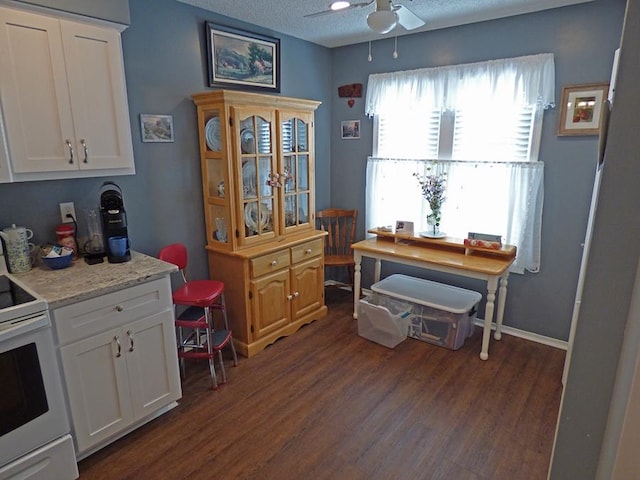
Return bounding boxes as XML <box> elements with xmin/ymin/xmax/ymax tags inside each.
<box><xmin>140</xmin><ymin>114</ymin><xmax>174</xmax><ymax>143</ymax></box>
<box><xmin>557</xmin><ymin>83</ymin><xmax>609</xmax><ymax>136</ymax></box>
<box><xmin>395</xmin><ymin>220</ymin><xmax>414</xmax><ymax>235</ymax></box>
<box><xmin>341</xmin><ymin>120</ymin><xmax>360</xmax><ymax>139</ymax></box>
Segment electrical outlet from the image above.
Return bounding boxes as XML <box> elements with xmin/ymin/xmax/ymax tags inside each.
<box><xmin>59</xmin><ymin>202</ymin><xmax>76</xmax><ymax>223</ymax></box>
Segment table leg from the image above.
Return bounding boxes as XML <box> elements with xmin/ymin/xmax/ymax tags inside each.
<box><xmin>480</xmin><ymin>277</ymin><xmax>498</xmax><ymax>361</ymax></box>
<box><xmin>353</xmin><ymin>252</ymin><xmax>362</xmax><ymax>319</ymax></box>
<box><xmin>374</xmin><ymin>258</ymin><xmax>381</xmax><ymax>282</ymax></box>
<box><xmin>494</xmin><ymin>274</ymin><xmax>509</xmax><ymax>340</ymax></box>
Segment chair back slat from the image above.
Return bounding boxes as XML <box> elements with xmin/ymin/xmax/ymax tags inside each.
<box><xmin>316</xmin><ymin>208</ymin><xmax>357</xmax><ymax>256</ymax></box>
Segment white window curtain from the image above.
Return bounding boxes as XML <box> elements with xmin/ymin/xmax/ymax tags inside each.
<box><xmin>366</xmin><ymin>158</ymin><xmax>544</xmax><ymax>273</ymax></box>
<box><xmin>365</xmin><ymin>53</ymin><xmax>555</xmax><ymax>116</ymax></box>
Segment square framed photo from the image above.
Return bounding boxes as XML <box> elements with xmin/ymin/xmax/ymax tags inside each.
<box><xmin>341</xmin><ymin>120</ymin><xmax>360</xmax><ymax>139</ymax></box>
<box><xmin>206</xmin><ymin>22</ymin><xmax>280</xmax><ymax>93</ymax></box>
<box><xmin>140</xmin><ymin>114</ymin><xmax>174</xmax><ymax>143</ymax></box>
<box><xmin>557</xmin><ymin>83</ymin><xmax>609</xmax><ymax>136</ymax></box>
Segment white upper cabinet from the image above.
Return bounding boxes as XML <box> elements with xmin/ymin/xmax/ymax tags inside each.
<box><xmin>0</xmin><ymin>6</ymin><xmax>135</xmax><ymax>181</ymax></box>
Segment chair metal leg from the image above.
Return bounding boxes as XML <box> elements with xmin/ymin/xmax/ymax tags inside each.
<box><xmin>217</xmin><ymin>350</ymin><xmax>227</xmax><ymax>384</ymax></box>
<box><xmin>205</xmin><ymin>307</ymin><xmax>218</xmax><ymax>389</ymax></box>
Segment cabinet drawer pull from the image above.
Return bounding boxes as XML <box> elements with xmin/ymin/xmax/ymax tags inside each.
<box><xmin>115</xmin><ymin>305</ymin><xmax>124</xmax><ymax>312</ymax></box>
<box><xmin>66</xmin><ymin>139</ymin><xmax>74</xmax><ymax>164</ymax></box>
<box><xmin>114</xmin><ymin>335</ymin><xmax>122</xmax><ymax>358</ymax></box>
<box><xmin>305</xmin><ymin>248</ymin><xmax>312</xmax><ymax>254</ymax></box>
<box><xmin>127</xmin><ymin>330</ymin><xmax>134</xmax><ymax>352</ymax></box>
<box><xmin>271</xmin><ymin>260</ymin><xmax>277</xmax><ymax>266</ymax></box>
<box><xmin>81</xmin><ymin>139</ymin><xmax>89</xmax><ymax>163</ymax></box>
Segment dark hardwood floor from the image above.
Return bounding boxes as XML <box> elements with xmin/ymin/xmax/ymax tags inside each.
<box><xmin>78</xmin><ymin>288</ymin><xmax>565</xmax><ymax>480</ymax></box>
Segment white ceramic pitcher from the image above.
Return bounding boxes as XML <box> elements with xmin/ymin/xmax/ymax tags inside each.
<box><xmin>0</xmin><ymin>224</ymin><xmax>34</xmax><ymax>273</ymax></box>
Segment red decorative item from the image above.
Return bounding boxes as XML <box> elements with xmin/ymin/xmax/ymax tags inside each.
<box><xmin>347</xmin><ymin>99</ymin><xmax>355</xmax><ymax>108</ymax></box>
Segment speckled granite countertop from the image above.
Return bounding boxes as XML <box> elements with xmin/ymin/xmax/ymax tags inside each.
<box><xmin>12</xmin><ymin>251</ymin><xmax>177</xmax><ymax>309</ymax></box>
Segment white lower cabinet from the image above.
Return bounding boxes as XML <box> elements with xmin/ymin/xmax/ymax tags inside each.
<box><xmin>53</xmin><ymin>278</ymin><xmax>181</xmax><ymax>456</ymax></box>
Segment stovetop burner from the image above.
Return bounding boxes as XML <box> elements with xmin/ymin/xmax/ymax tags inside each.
<box><xmin>0</xmin><ymin>274</ymin><xmax>47</xmax><ymax>328</ymax></box>
<box><xmin>0</xmin><ymin>275</ymin><xmax>36</xmax><ymax>309</ymax></box>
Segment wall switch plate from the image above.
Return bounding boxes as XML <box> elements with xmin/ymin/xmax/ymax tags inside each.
<box><xmin>60</xmin><ymin>202</ymin><xmax>76</xmax><ymax>223</ymax></box>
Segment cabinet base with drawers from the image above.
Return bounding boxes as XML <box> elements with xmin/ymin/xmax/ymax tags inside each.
<box><xmin>208</xmin><ymin>231</ymin><xmax>328</xmax><ymax>357</ymax></box>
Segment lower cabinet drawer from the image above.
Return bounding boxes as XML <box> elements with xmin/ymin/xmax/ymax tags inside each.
<box><xmin>251</xmin><ymin>250</ymin><xmax>291</xmax><ymax>277</ymax></box>
<box><xmin>53</xmin><ymin>278</ymin><xmax>173</xmax><ymax>345</ymax></box>
<box><xmin>291</xmin><ymin>239</ymin><xmax>323</xmax><ymax>263</ymax></box>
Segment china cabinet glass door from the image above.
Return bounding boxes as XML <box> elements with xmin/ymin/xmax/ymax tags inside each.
<box><xmin>202</xmin><ymin>106</ymin><xmax>230</xmax><ymax>247</ymax></box>
<box><xmin>235</xmin><ymin>108</ymin><xmax>277</xmax><ymax>246</ymax></box>
<box><xmin>280</xmin><ymin>112</ymin><xmax>313</xmax><ymax>234</ymax></box>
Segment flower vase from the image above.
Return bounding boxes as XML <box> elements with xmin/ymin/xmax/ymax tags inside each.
<box><xmin>426</xmin><ymin>210</ymin><xmax>442</xmax><ymax>237</ymax></box>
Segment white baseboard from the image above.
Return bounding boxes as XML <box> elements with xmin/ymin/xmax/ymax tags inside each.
<box><xmin>474</xmin><ymin>318</ymin><xmax>568</xmax><ymax>351</ymax></box>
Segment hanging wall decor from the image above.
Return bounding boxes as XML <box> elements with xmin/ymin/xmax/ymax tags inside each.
<box><xmin>205</xmin><ymin>22</ymin><xmax>280</xmax><ymax>93</ymax></box>
<box><xmin>338</xmin><ymin>83</ymin><xmax>363</xmax><ymax>108</ymax></box>
<box><xmin>557</xmin><ymin>83</ymin><xmax>610</xmax><ymax>136</ymax></box>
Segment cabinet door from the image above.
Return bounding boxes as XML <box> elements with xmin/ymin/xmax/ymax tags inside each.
<box><xmin>291</xmin><ymin>257</ymin><xmax>324</xmax><ymax>319</ymax></box>
<box><xmin>61</xmin><ymin>20</ymin><xmax>134</xmax><ymax>170</ymax></box>
<box><xmin>0</xmin><ymin>7</ymin><xmax>76</xmax><ymax>173</ymax></box>
<box><xmin>233</xmin><ymin>107</ymin><xmax>277</xmax><ymax>246</ymax></box>
<box><xmin>126</xmin><ymin>310</ymin><xmax>182</xmax><ymax>419</ymax></box>
<box><xmin>250</xmin><ymin>268</ymin><xmax>290</xmax><ymax>339</ymax></box>
<box><xmin>279</xmin><ymin>111</ymin><xmax>315</xmax><ymax>235</ymax></box>
<box><xmin>59</xmin><ymin>327</ymin><xmax>134</xmax><ymax>453</ymax></box>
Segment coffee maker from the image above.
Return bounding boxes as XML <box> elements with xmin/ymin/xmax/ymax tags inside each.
<box><xmin>100</xmin><ymin>182</ymin><xmax>131</xmax><ymax>263</ymax></box>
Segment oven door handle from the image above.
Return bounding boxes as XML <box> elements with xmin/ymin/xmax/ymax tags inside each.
<box><xmin>114</xmin><ymin>334</ymin><xmax>122</xmax><ymax>358</ymax></box>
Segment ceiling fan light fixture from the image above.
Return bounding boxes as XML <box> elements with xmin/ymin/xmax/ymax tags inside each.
<box><xmin>330</xmin><ymin>1</ymin><xmax>351</xmax><ymax>11</ymax></box>
<box><xmin>367</xmin><ymin>10</ymin><xmax>398</xmax><ymax>34</ymax></box>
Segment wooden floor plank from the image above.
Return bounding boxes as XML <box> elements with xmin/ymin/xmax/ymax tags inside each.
<box><xmin>78</xmin><ymin>288</ymin><xmax>564</xmax><ymax>480</ymax></box>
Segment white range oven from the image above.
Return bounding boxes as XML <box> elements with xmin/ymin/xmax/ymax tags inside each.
<box><xmin>0</xmin><ymin>243</ymin><xmax>78</xmax><ymax>480</ymax></box>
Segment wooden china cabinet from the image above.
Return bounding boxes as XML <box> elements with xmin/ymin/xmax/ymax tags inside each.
<box><xmin>192</xmin><ymin>90</ymin><xmax>327</xmax><ymax>357</ymax></box>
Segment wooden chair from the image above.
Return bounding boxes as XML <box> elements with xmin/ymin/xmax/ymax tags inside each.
<box><xmin>316</xmin><ymin>208</ymin><xmax>358</xmax><ymax>290</ymax></box>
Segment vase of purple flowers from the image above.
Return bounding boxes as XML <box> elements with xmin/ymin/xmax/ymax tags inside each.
<box><xmin>414</xmin><ymin>169</ymin><xmax>446</xmax><ymax>237</ymax></box>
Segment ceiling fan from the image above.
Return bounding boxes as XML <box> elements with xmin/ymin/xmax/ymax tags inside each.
<box><xmin>306</xmin><ymin>0</ymin><xmax>426</xmax><ymax>35</ymax></box>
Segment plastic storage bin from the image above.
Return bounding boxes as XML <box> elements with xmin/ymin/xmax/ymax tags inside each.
<box><xmin>371</xmin><ymin>274</ymin><xmax>482</xmax><ymax>350</ymax></box>
<box><xmin>357</xmin><ymin>293</ymin><xmax>413</xmax><ymax>348</ymax></box>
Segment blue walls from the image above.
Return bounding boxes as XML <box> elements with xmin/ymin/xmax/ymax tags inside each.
<box><xmin>0</xmin><ymin>0</ymin><xmax>332</xmax><ymax>282</ymax></box>
<box><xmin>329</xmin><ymin>0</ymin><xmax>626</xmax><ymax>341</ymax></box>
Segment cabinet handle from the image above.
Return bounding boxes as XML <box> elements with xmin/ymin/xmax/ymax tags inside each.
<box><xmin>66</xmin><ymin>139</ymin><xmax>74</xmax><ymax>164</ymax></box>
<box><xmin>294</xmin><ymin>291</ymin><xmax>300</xmax><ymax>297</ymax></box>
<box><xmin>127</xmin><ymin>330</ymin><xmax>134</xmax><ymax>352</ymax></box>
<box><xmin>114</xmin><ymin>335</ymin><xmax>122</xmax><ymax>358</ymax></box>
<box><xmin>81</xmin><ymin>139</ymin><xmax>88</xmax><ymax>163</ymax></box>
<box><xmin>271</xmin><ymin>260</ymin><xmax>277</xmax><ymax>266</ymax></box>
<box><xmin>305</xmin><ymin>248</ymin><xmax>312</xmax><ymax>254</ymax></box>
<box><xmin>115</xmin><ymin>305</ymin><xmax>124</xmax><ymax>312</ymax></box>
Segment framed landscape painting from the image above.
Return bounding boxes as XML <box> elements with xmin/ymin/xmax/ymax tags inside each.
<box><xmin>206</xmin><ymin>23</ymin><xmax>280</xmax><ymax>93</ymax></box>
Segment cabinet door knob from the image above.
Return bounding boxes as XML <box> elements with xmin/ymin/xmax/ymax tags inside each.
<box><xmin>115</xmin><ymin>305</ymin><xmax>124</xmax><ymax>312</ymax></box>
<box><xmin>305</xmin><ymin>248</ymin><xmax>312</xmax><ymax>254</ymax></box>
<box><xmin>286</xmin><ymin>294</ymin><xmax>293</xmax><ymax>300</ymax></box>
<box><xmin>271</xmin><ymin>260</ymin><xmax>277</xmax><ymax>266</ymax></box>
<box><xmin>127</xmin><ymin>330</ymin><xmax>135</xmax><ymax>352</ymax></box>
<box><xmin>81</xmin><ymin>139</ymin><xmax>89</xmax><ymax>163</ymax></box>
<box><xmin>294</xmin><ymin>291</ymin><xmax>300</xmax><ymax>297</ymax></box>
<box><xmin>66</xmin><ymin>139</ymin><xmax>74</xmax><ymax>164</ymax></box>
<box><xmin>114</xmin><ymin>335</ymin><xmax>122</xmax><ymax>358</ymax></box>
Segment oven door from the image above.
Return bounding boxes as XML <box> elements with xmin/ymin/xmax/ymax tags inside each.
<box><xmin>0</xmin><ymin>313</ymin><xmax>71</xmax><ymax>467</ymax></box>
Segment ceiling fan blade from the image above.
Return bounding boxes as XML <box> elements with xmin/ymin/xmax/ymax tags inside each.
<box><xmin>395</xmin><ymin>4</ymin><xmax>425</xmax><ymax>30</ymax></box>
<box><xmin>305</xmin><ymin>1</ymin><xmax>374</xmax><ymax>18</ymax></box>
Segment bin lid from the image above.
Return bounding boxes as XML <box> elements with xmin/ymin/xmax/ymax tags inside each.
<box><xmin>371</xmin><ymin>274</ymin><xmax>482</xmax><ymax>313</ymax></box>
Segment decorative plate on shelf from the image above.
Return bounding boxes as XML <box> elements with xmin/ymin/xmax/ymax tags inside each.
<box><xmin>240</xmin><ymin>128</ymin><xmax>255</xmax><ymax>154</ymax></box>
<box><xmin>244</xmin><ymin>203</ymin><xmax>269</xmax><ymax>233</ymax></box>
<box><xmin>419</xmin><ymin>231</ymin><xmax>447</xmax><ymax>239</ymax></box>
<box><xmin>242</xmin><ymin>161</ymin><xmax>257</xmax><ymax>198</ymax></box>
<box><xmin>205</xmin><ymin>117</ymin><xmax>221</xmax><ymax>151</ymax></box>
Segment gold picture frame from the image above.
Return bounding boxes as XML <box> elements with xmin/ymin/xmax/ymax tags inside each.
<box><xmin>557</xmin><ymin>83</ymin><xmax>609</xmax><ymax>136</ymax></box>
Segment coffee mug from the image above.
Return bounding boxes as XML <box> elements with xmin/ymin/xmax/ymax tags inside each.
<box><xmin>108</xmin><ymin>236</ymin><xmax>128</xmax><ymax>257</ymax></box>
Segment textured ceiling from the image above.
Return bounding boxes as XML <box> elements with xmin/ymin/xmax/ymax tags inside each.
<box><xmin>177</xmin><ymin>0</ymin><xmax>594</xmax><ymax>48</ymax></box>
